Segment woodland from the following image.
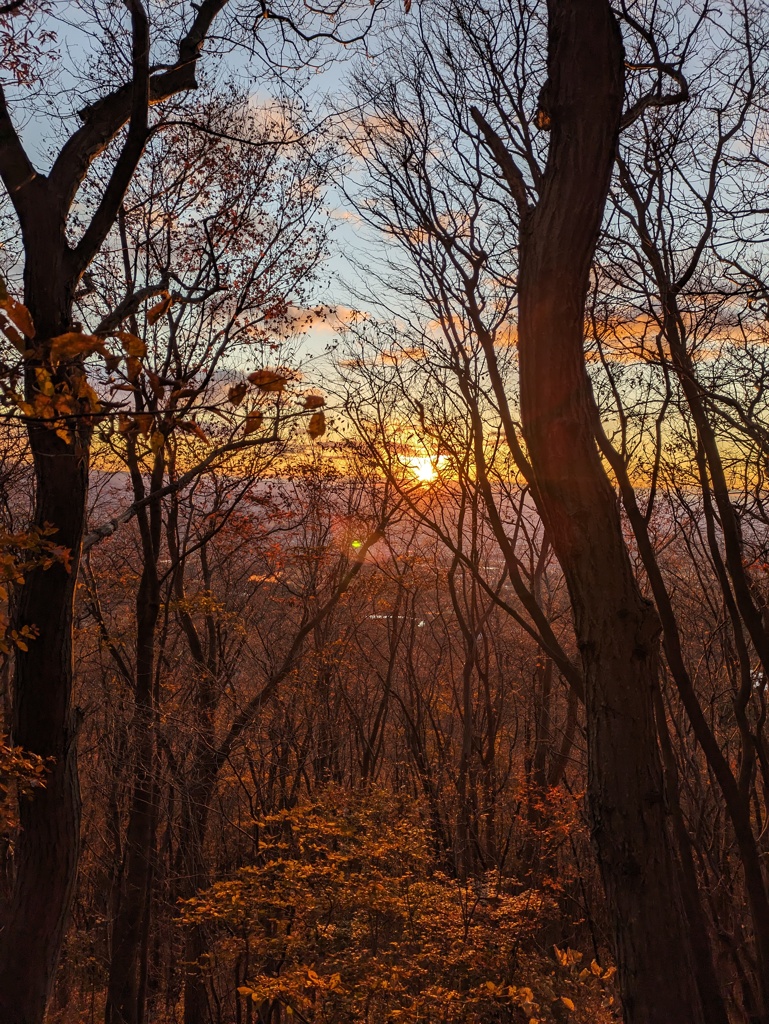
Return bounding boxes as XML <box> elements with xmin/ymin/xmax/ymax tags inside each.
<box><xmin>1</xmin><ymin>0</ymin><xmax>769</xmax><ymax>1023</ymax></box>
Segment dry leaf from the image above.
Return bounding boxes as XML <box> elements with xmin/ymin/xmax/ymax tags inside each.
<box><xmin>0</xmin><ymin>294</ymin><xmax>35</xmax><ymax>339</ymax></box>
<box><xmin>126</xmin><ymin>356</ymin><xmax>142</xmax><ymax>382</ymax></box>
<box><xmin>247</xmin><ymin>368</ymin><xmax>288</xmax><ymax>392</ymax></box>
<box><xmin>147</xmin><ymin>293</ymin><xmax>173</xmax><ymax>326</ymax></box>
<box><xmin>135</xmin><ymin>413</ymin><xmax>153</xmax><ymax>436</ymax></box>
<box><xmin>113</xmin><ymin>331</ymin><xmax>147</xmax><ymax>358</ymax></box>
<box><xmin>147</xmin><ymin>371</ymin><xmax>165</xmax><ymax>400</ymax></box>
<box><xmin>308</xmin><ymin>411</ymin><xmax>326</xmax><ymax>438</ymax></box>
<box><xmin>49</xmin><ymin>332</ymin><xmax>105</xmax><ymax>366</ymax></box>
<box><xmin>244</xmin><ymin>409</ymin><xmax>264</xmax><ymax>435</ymax></box>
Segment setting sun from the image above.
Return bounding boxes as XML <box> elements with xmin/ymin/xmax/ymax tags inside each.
<box><xmin>402</xmin><ymin>455</ymin><xmax>447</xmax><ymax>483</ymax></box>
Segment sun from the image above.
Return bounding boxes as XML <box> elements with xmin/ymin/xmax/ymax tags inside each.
<box><xmin>403</xmin><ymin>455</ymin><xmax>446</xmax><ymax>483</ymax></box>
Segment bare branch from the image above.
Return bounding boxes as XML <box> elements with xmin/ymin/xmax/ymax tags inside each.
<box><xmin>83</xmin><ymin>434</ymin><xmax>280</xmax><ymax>551</ymax></box>
<box><xmin>469</xmin><ymin>105</ymin><xmax>531</xmax><ymax>223</ymax></box>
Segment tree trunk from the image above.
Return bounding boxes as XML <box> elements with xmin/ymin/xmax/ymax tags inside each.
<box><xmin>0</xmin><ymin>430</ymin><xmax>86</xmax><ymax>1024</ymax></box>
<box><xmin>106</xmin><ymin>449</ymin><xmax>163</xmax><ymax>1024</ymax></box>
<box><xmin>0</xmin><ymin>232</ymin><xmax>86</xmax><ymax>1024</ymax></box>
<box><xmin>104</xmin><ymin>584</ymin><xmax>160</xmax><ymax>1024</ymax></box>
<box><xmin>514</xmin><ymin>0</ymin><xmax>706</xmax><ymax>1019</ymax></box>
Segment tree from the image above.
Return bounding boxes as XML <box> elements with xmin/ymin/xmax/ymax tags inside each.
<box><xmin>344</xmin><ymin>0</ymin><xmax>718</xmax><ymax>1017</ymax></box>
<box><xmin>0</xmin><ymin>0</ymin><xmax>378</xmax><ymax>1018</ymax></box>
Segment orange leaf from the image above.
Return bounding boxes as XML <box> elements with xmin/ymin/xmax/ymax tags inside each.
<box><xmin>147</xmin><ymin>294</ymin><xmax>173</xmax><ymax>326</ymax></box>
<box><xmin>303</xmin><ymin>394</ymin><xmax>325</xmax><ymax>409</ymax></box>
<box><xmin>113</xmin><ymin>331</ymin><xmax>147</xmax><ymax>358</ymax></box>
<box><xmin>49</xmin><ymin>332</ymin><xmax>106</xmax><ymax>366</ymax></box>
<box><xmin>0</xmin><ymin>294</ymin><xmax>35</xmax><ymax>339</ymax></box>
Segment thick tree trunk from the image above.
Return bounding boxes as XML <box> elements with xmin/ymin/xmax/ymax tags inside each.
<box><xmin>514</xmin><ymin>1</ymin><xmax>706</xmax><ymax>1020</ymax></box>
<box><xmin>104</xmin><ymin>698</ymin><xmax>159</xmax><ymax>1024</ymax></box>
<box><xmin>0</xmin><ymin>431</ymin><xmax>86</xmax><ymax>1024</ymax></box>
<box><xmin>0</xmin><ymin>230</ymin><xmax>86</xmax><ymax>1024</ymax></box>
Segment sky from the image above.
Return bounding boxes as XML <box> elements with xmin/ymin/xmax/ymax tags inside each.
<box><xmin>6</xmin><ymin>0</ymin><xmax>402</xmax><ymax>369</ymax></box>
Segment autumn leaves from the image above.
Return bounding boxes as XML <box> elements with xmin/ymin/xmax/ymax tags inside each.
<box><xmin>0</xmin><ymin>273</ymin><xmax>328</xmax><ymax>450</ymax></box>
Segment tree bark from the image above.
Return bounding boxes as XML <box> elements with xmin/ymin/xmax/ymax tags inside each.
<box><xmin>514</xmin><ymin>0</ymin><xmax>707</xmax><ymax>1019</ymax></box>
<box><xmin>106</xmin><ymin>447</ymin><xmax>164</xmax><ymax>1024</ymax></box>
<box><xmin>0</xmin><ymin>226</ymin><xmax>86</xmax><ymax>1024</ymax></box>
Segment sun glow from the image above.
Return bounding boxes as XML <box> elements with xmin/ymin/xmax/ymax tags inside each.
<box><xmin>402</xmin><ymin>455</ymin><xmax>447</xmax><ymax>483</ymax></box>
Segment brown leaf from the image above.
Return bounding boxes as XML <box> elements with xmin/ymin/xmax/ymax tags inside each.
<box><xmin>228</xmin><ymin>383</ymin><xmax>248</xmax><ymax>406</ymax></box>
<box><xmin>303</xmin><ymin>394</ymin><xmax>325</xmax><ymax>410</ymax></box>
<box><xmin>0</xmin><ymin>294</ymin><xmax>35</xmax><ymax>339</ymax></box>
<box><xmin>178</xmin><ymin>420</ymin><xmax>208</xmax><ymax>443</ymax></box>
<box><xmin>49</xmin><ymin>332</ymin><xmax>106</xmax><ymax>366</ymax></box>
<box><xmin>308</xmin><ymin>411</ymin><xmax>326</xmax><ymax>438</ymax></box>
<box><xmin>247</xmin><ymin>368</ymin><xmax>288</xmax><ymax>392</ymax></box>
<box><xmin>147</xmin><ymin>371</ymin><xmax>165</xmax><ymax>400</ymax></box>
<box><xmin>0</xmin><ymin>319</ymin><xmax>25</xmax><ymax>353</ymax></box>
<box><xmin>135</xmin><ymin>413</ymin><xmax>154</xmax><ymax>436</ymax></box>
<box><xmin>243</xmin><ymin>409</ymin><xmax>264</xmax><ymax>435</ymax></box>
<box><xmin>113</xmin><ymin>331</ymin><xmax>147</xmax><ymax>358</ymax></box>
<box><xmin>126</xmin><ymin>356</ymin><xmax>142</xmax><ymax>382</ymax></box>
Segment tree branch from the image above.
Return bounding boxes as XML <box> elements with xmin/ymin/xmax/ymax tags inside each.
<box><xmin>214</xmin><ymin>522</ymin><xmax>389</xmax><ymax>769</ymax></box>
<box><xmin>618</xmin><ymin>8</ymin><xmax>690</xmax><ymax>129</ymax></box>
<box><xmin>83</xmin><ymin>433</ymin><xmax>280</xmax><ymax>551</ymax></box>
<box><xmin>94</xmin><ymin>283</ymin><xmax>169</xmax><ymax>334</ymax></box>
<box><xmin>0</xmin><ymin>81</ymin><xmax>38</xmax><ymax>214</ymax></box>
<box><xmin>470</xmin><ymin>105</ymin><xmax>531</xmax><ymax>223</ymax></box>
<box><xmin>68</xmin><ymin>0</ymin><xmax>151</xmax><ymax>278</ymax></box>
<box><xmin>48</xmin><ymin>0</ymin><xmax>228</xmax><ymax>220</ymax></box>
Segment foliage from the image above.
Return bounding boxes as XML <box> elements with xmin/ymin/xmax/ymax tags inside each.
<box><xmin>0</xmin><ymin>523</ymin><xmax>70</xmax><ymax>654</ymax></box>
<box><xmin>182</xmin><ymin>788</ymin><xmax>617</xmax><ymax>1024</ymax></box>
<box><xmin>0</xmin><ymin>739</ymin><xmax>49</xmax><ymax>837</ymax></box>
